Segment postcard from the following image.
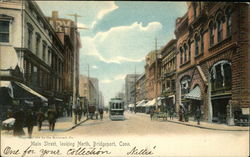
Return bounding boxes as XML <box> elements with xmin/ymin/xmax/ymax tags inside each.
<box><xmin>0</xmin><ymin>1</ymin><xmax>249</xmax><ymax>157</ymax></box>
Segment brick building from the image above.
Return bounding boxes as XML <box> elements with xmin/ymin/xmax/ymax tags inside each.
<box><xmin>175</xmin><ymin>2</ymin><xmax>249</xmax><ymax>124</ymax></box>
<box><xmin>145</xmin><ymin>50</ymin><xmax>161</xmax><ymax>101</ymax></box>
<box><xmin>160</xmin><ymin>39</ymin><xmax>177</xmax><ymax>112</ymax></box>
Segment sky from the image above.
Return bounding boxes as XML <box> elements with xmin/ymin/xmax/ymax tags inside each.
<box><xmin>37</xmin><ymin>1</ymin><xmax>187</xmax><ymax>106</ymax></box>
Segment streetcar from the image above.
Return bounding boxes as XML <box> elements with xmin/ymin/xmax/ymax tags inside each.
<box><xmin>109</xmin><ymin>98</ymin><xmax>125</xmax><ymax>120</ymax></box>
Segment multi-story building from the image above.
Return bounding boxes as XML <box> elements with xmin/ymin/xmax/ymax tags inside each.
<box><xmin>135</xmin><ymin>73</ymin><xmax>146</xmax><ymax>102</ymax></box>
<box><xmin>160</xmin><ymin>39</ymin><xmax>177</xmax><ymax>111</ymax></box>
<box><xmin>144</xmin><ymin>51</ymin><xmax>161</xmax><ymax>101</ymax></box>
<box><xmin>125</xmin><ymin>74</ymin><xmax>141</xmax><ymax>107</ymax></box>
<box><xmin>175</xmin><ymin>2</ymin><xmax>249</xmax><ymax>124</ymax></box>
<box><xmin>79</xmin><ymin>74</ymin><xmax>100</xmax><ymax>109</ymax></box>
<box><xmin>0</xmin><ymin>1</ymin><xmax>65</xmax><ymax>104</ymax></box>
<box><xmin>47</xmin><ymin>11</ymin><xmax>81</xmax><ymax>108</ymax></box>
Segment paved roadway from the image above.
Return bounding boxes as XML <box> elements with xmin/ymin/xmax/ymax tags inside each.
<box><xmin>64</xmin><ymin>111</ymin><xmax>247</xmax><ymax>136</ymax></box>
<box><xmin>60</xmin><ymin>112</ymin><xmax>249</xmax><ymax>156</ymax></box>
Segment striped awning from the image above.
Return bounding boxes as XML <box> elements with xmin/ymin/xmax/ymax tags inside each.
<box><xmin>184</xmin><ymin>86</ymin><xmax>201</xmax><ymax>100</ymax></box>
<box><xmin>136</xmin><ymin>100</ymin><xmax>147</xmax><ymax>107</ymax></box>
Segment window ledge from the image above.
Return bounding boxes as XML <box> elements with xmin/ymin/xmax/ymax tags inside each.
<box><xmin>208</xmin><ymin>36</ymin><xmax>232</xmax><ymax>52</ymax></box>
<box><xmin>180</xmin><ymin>60</ymin><xmax>190</xmax><ymax>68</ymax></box>
<box><xmin>195</xmin><ymin>52</ymin><xmax>204</xmax><ymax>59</ymax></box>
<box><xmin>0</xmin><ymin>42</ymin><xmax>12</xmax><ymax>46</ymax></box>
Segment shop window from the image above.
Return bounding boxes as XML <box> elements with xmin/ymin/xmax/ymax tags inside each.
<box><xmin>0</xmin><ymin>20</ymin><xmax>10</xmax><ymax>43</ymax></box>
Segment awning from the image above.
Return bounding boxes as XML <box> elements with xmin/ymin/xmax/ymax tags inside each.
<box><xmin>54</xmin><ymin>98</ymin><xmax>63</xmax><ymax>102</ymax></box>
<box><xmin>184</xmin><ymin>86</ymin><xmax>201</xmax><ymax>100</ymax></box>
<box><xmin>136</xmin><ymin>100</ymin><xmax>147</xmax><ymax>107</ymax></box>
<box><xmin>12</xmin><ymin>82</ymin><xmax>47</xmax><ymax>102</ymax></box>
<box><xmin>128</xmin><ymin>104</ymin><xmax>135</xmax><ymax>108</ymax></box>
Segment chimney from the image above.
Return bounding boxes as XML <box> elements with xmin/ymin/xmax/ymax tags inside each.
<box><xmin>52</xmin><ymin>11</ymin><xmax>58</xmax><ymax>19</ymax></box>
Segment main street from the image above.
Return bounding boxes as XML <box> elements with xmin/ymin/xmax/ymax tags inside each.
<box><xmin>1</xmin><ymin>112</ymin><xmax>249</xmax><ymax>156</ymax></box>
<box><xmin>64</xmin><ymin>112</ymin><xmax>248</xmax><ymax>136</ymax></box>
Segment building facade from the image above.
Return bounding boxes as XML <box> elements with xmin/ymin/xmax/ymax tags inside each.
<box><xmin>47</xmin><ymin>10</ymin><xmax>81</xmax><ymax>109</ymax></box>
<box><xmin>125</xmin><ymin>74</ymin><xmax>141</xmax><ymax>107</ymax></box>
<box><xmin>160</xmin><ymin>39</ymin><xmax>177</xmax><ymax>112</ymax></box>
<box><xmin>145</xmin><ymin>51</ymin><xmax>161</xmax><ymax>101</ymax></box>
<box><xmin>175</xmin><ymin>2</ymin><xmax>249</xmax><ymax>124</ymax></box>
<box><xmin>0</xmin><ymin>0</ymin><xmax>80</xmax><ymax>122</ymax></box>
<box><xmin>135</xmin><ymin>73</ymin><xmax>146</xmax><ymax>102</ymax></box>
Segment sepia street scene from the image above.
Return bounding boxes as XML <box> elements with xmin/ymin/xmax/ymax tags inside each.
<box><xmin>0</xmin><ymin>1</ymin><xmax>249</xmax><ymax>157</ymax></box>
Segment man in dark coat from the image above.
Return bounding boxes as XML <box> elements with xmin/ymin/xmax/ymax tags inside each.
<box><xmin>99</xmin><ymin>108</ymin><xmax>104</xmax><ymax>120</ymax></box>
<box><xmin>47</xmin><ymin>109</ymin><xmax>57</xmax><ymax>131</ymax></box>
<box><xmin>36</xmin><ymin>109</ymin><xmax>45</xmax><ymax>131</ymax></box>
<box><xmin>26</xmin><ymin>109</ymin><xmax>36</xmax><ymax>138</ymax></box>
<box><xmin>195</xmin><ymin>107</ymin><xmax>201</xmax><ymax>125</ymax></box>
<box><xmin>13</xmin><ymin>108</ymin><xmax>25</xmax><ymax>136</ymax></box>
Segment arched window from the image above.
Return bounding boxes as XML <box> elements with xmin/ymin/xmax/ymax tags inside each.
<box><xmin>188</xmin><ymin>40</ymin><xmax>191</xmax><ymax>61</ymax></box>
<box><xmin>209</xmin><ymin>22</ymin><xmax>214</xmax><ymax>47</ymax></box>
<box><xmin>193</xmin><ymin>3</ymin><xmax>197</xmax><ymax>18</ymax></box>
<box><xmin>180</xmin><ymin>76</ymin><xmax>191</xmax><ymax>95</ymax></box>
<box><xmin>195</xmin><ymin>34</ymin><xmax>200</xmax><ymax>56</ymax></box>
<box><xmin>216</xmin><ymin>15</ymin><xmax>223</xmax><ymax>42</ymax></box>
<box><xmin>210</xmin><ymin>60</ymin><xmax>231</xmax><ymax>91</ymax></box>
<box><xmin>200</xmin><ymin>30</ymin><xmax>204</xmax><ymax>54</ymax></box>
<box><xmin>27</xmin><ymin>23</ymin><xmax>34</xmax><ymax>50</ymax></box>
<box><xmin>184</xmin><ymin>44</ymin><xmax>187</xmax><ymax>63</ymax></box>
<box><xmin>226</xmin><ymin>7</ymin><xmax>232</xmax><ymax>37</ymax></box>
<box><xmin>180</xmin><ymin>47</ymin><xmax>183</xmax><ymax>65</ymax></box>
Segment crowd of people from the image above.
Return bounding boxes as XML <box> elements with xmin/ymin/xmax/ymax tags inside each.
<box><xmin>6</xmin><ymin>105</ymin><xmax>58</xmax><ymax>138</ymax></box>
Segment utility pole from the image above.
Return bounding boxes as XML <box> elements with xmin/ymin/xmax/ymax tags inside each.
<box><xmin>87</xmin><ymin>64</ymin><xmax>90</xmax><ymax>119</ymax></box>
<box><xmin>155</xmin><ymin>38</ymin><xmax>159</xmax><ymax>111</ymax></box>
<box><xmin>134</xmin><ymin>66</ymin><xmax>137</xmax><ymax>113</ymax></box>
<box><xmin>66</xmin><ymin>13</ymin><xmax>88</xmax><ymax>124</ymax></box>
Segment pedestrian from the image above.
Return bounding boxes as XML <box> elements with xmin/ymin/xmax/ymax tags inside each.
<box><xmin>36</xmin><ymin>109</ymin><xmax>45</xmax><ymax>131</ymax></box>
<box><xmin>26</xmin><ymin>109</ymin><xmax>36</xmax><ymax>138</ymax></box>
<box><xmin>13</xmin><ymin>108</ymin><xmax>25</xmax><ymax>136</ymax></box>
<box><xmin>78</xmin><ymin>107</ymin><xmax>82</xmax><ymax>121</ymax></box>
<box><xmin>178</xmin><ymin>107</ymin><xmax>183</xmax><ymax>122</ymax></box>
<box><xmin>95</xmin><ymin>110</ymin><xmax>99</xmax><ymax>120</ymax></box>
<box><xmin>47</xmin><ymin>108</ymin><xmax>57</xmax><ymax>131</ymax></box>
<box><xmin>150</xmin><ymin>109</ymin><xmax>154</xmax><ymax>120</ymax></box>
<box><xmin>99</xmin><ymin>108</ymin><xmax>104</xmax><ymax>120</ymax></box>
<box><xmin>195</xmin><ymin>107</ymin><xmax>201</xmax><ymax>125</ymax></box>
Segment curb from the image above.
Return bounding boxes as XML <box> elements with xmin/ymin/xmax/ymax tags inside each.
<box><xmin>167</xmin><ymin>119</ymin><xmax>249</xmax><ymax>132</ymax></box>
<box><xmin>65</xmin><ymin>118</ymin><xmax>89</xmax><ymax>132</ymax></box>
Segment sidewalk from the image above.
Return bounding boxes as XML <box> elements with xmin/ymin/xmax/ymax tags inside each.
<box><xmin>165</xmin><ymin>117</ymin><xmax>248</xmax><ymax>131</ymax></box>
<box><xmin>1</xmin><ymin>116</ymin><xmax>88</xmax><ymax>136</ymax></box>
<box><xmin>133</xmin><ymin>112</ymin><xmax>249</xmax><ymax>131</ymax></box>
